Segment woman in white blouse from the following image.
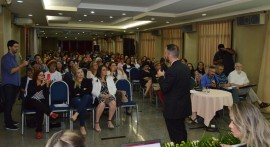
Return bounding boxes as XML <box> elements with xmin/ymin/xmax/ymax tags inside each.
<box><xmin>92</xmin><ymin>65</ymin><xmax>117</xmax><ymax>132</ymax></box>
<box><xmin>86</xmin><ymin>61</ymin><xmax>98</xmax><ymax>79</ymax></box>
<box><xmin>107</xmin><ymin>62</ymin><xmax>127</xmax><ymax>82</ymax></box>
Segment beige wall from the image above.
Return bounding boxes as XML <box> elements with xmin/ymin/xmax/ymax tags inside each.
<box><xmin>233</xmin><ymin>20</ymin><xmax>267</xmax><ymax>91</ymax></box>
<box><xmin>184</xmin><ymin>32</ymin><xmax>198</xmax><ymax>66</ymax></box>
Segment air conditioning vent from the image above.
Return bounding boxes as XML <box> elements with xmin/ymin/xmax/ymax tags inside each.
<box><xmin>237</xmin><ymin>13</ymin><xmax>265</xmax><ymax>26</ymax></box>
<box><xmin>14</xmin><ymin>18</ymin><xmax>33</xmax><ymax>25</ymax></box>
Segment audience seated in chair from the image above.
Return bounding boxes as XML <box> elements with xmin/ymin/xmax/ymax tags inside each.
<box><xmin>107</xmin><ymin>62</ymin><xmax>127</xmax><ymax>82</ymax></box>
<box><xmin>45</xmin><ymin>130</ymin><xmax>86</xmax><ymax>147</ymax></box>
<box><xmin>45</xmin><ymin>59</ymin><xmax>63</xmax><ymax>82</ymax></box>
<box><xmin>25</xmin><ymin>69</ymin><xmax>58</xmax><ymax>139</ymax></box>
<box><xmin>92</xmin><ymin>65</ymin><xmax>117</xmax><ymax>132</ymax></box>
<box><xmin>200</xmin><ymin>66</ymin><xmax>219</xmax><ymax>89</ymax></box>
<box><xmin>70</xmin><ymin>68</ymin><xmax>93</xmax><ymax>135</ymax></box>
<box><xmin>221</xmin><ymin>101</ymin><xmax>270</xmax><ymax>147</ymax></box>
<box><xmin>140</xmin><ymin>63</ymin><xmax>153</xmax><ymax>100</ymax></box>
<box><xmin>196</xmin><ymin>61</ymin><xmax>205</xmax><ymax>75</ymax></box>
<box><xmin>228</xmin><ymin>63</ymin><xmax>270</xmax><ymax>108</ymax></box>
<box><xmin>86</xmin><ymin>61</ymin><xmax>98</xmax><ymax>79</ymax></box>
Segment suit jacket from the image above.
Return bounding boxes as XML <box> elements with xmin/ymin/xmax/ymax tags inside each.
<box><xmin>70</xmin><ymin>78</ymin><xmax>93</xmax><ymax>98</ymax></box>
<box><xmin>159</xmin><ymin>60</ymin><xmax>192</xmax><ymax>119</ymax></box>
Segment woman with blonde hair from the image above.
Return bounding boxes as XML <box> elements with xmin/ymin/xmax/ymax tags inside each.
<box><xmin>45</xmin><ymin>130</ymin><xmax>86</xmax><ymax>147</ymax></box>
<box><xmin>222</xmin><ymin>101</ymin><xmax>270</xmax><ymax>147</ymax></box>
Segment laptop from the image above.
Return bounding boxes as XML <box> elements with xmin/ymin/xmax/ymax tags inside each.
<box><xmin>121</xmin><ymin>139</ymin><xmax>161</xmax><ymax>147</ymax></box>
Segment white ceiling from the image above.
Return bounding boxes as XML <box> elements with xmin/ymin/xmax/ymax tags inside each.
<box><xmin>6</xmin><ymin>0</ymin><xmax>270</xmax><ymax>40</ymax></box>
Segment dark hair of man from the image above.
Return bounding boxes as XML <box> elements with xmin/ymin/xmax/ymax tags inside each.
<box><xmin>96</xmin><ymin>65</ymin><xmax>107</xmax><ymax>80</ymax></box>
<box><xmin>7</xmin><ymin>40</ymin><xmax>19</xmax><ymax>48</ymax></box>
<box><xmin>26</xmin><ymin>67</ymin><xmax>33</xmax><ymax>73</ymax></box>
<box><xmin>208</xmin><ymin>65</ymin><xmax>216</xmax><ymax>70</ymax></box>
<box><xmin>166</xmin><ymin>44</ymin><xmax>179</xmax><ymax>57</ymax></box>
<box><xmin>216</xmin><ymin>64</ymin><xmax>224</xmax><ymax>68</ymax></box>
<box><xmin>218</xmin><ymin>44</ymin><xmax>224</xmax><ymax>49</ymax></box>
<box><xmin>34</xmin><ymin>54</ymin><xmax>41</xmax><ymax>59</ymax></box>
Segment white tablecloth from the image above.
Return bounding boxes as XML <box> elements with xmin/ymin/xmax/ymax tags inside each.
<box><xmin>191</xmin><ymin>89</ymin><xmax>233</xmax><ymax>126</ymax></box>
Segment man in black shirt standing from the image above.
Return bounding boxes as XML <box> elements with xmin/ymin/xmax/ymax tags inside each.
<box><xmin>213</xmin><ymin>44</ymin><xmax>236</xmax><ymax>76</ymax></box>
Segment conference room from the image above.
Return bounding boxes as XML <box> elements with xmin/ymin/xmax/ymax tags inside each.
<box><xmin>0</xmin><ymin>0</ymin><xmax>270</xmax><ymax>147</ymax></box>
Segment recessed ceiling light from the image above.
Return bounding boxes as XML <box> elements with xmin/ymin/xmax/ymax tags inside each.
<box><xmin>202</xmin><ymin>13</ymin><xmax>207</xmax><ymax>16</ymax></box>
<box><xmin>104</xmin><ymin>34</ymin><xmax>107</xmax><ymax>36</ymax></box>
<box><xmin>122</xmin><ymin>13</ymin><xmax>126</xmax><ymax>16</ymax></box>
<box><xmin>136</xmin><ymin>28</ymin><xmax>139</xmax><ymax>30</ymax></box>
<box><xmin>75</xmin><ymin>37</ymin><xmax>77</xmax><ymax>39</ymax></box>
<box><xmin>82</xmin><ymin>32</ymin><xmax>85</xmax><ymax>33</ymax></box>
<box><xmin>93</xmin><ymin>38</ymin><xmax>95</xmax><ymax>39</ymax></box>
<box><xmin>91</xmin><ymin>10</ymin><xmax>95</xmax><ymax>14</ymax></box>
<box><xmin>28</xmin><ymin>14</ymin><xmax>33</xmax><ymax>17</ymax></box>
<box><xmin>17</xmin><ymin>0</ymin><xmax>23</xmax><ymax>3</ymax></box>
<box><xmin>43</xmin><ymin>33</ymin><xmax>45</xmax><ymax>34</ymax></box>
<box><xmin>40</xmin><ymin>30</ymin><xmax>44</xmax><ymax>32</ymax></box>
<box><xmin>111</xmin><ymin>33</ymin><xmax>114</xmax><ymax>34</ymax></box>
<box><xmin>78</xmin><ymin>20</ymin><xmax>82</xmax><ymax>22</ymax></box>
<box><xmin>58</xmin><ymin>12</ymin><xmax>63</xmax><ymax>15</ymax></box>
<box><xmin>45</xmin><ymin>37</ymin><xmax>47</xmax><ymax>38</ymax></box>
<box><xmin>78</xmin><ymin>33</ymin><xmax>80</xmax><ymax>34</ymax></box>
<box><xmin>109</xmin><ymin>16</ymin><xmax>113</xmax><ymax>19</ymax></box>
<box><xmin>166</xmin><ymin>21</ymin><xmax>170</xmax><ymax>24</ymax></box>
<box><xmin>89</xmin><ymin>21</ymin><xmax>94</xmax><ymax>22</ymax></box>
<box><xmin>55</xmin><ymin>33</ymin><xmax>58</xmax><ymax>34</ymax></box>
<box><xmin>124</xmin><ymin>30</ymin><xmax>126</xmax><ymax>32</ymax></box>
<box><xmin>151</xmin><ymin>18</ymin><xmax>155</xmax><ymax>21</ymax></box>
<box><xmin>100</xmin><ymin>21</ymin><xmax>104</xmax><ymax>23</ymax></box>
<box><xmin>36</xmin><ymin>23</ymin><xmax>39</xmax><ymax>26</ymax></box>
<box><xmin>84</xmin><ymin>14</ymin><xmax>87</xmax><ymax>17</ymax></box>
<box><xmin>65</xmin><ymin>37</ymin><xmax>67</xmax><ymax>38</ymax></box>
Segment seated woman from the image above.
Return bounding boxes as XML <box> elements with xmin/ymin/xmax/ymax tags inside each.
<box><xmin>122</xmin><ymin>58</ymin><xmax>135</xmax><ymax>78</ymax></box>
<box><xmin>92</xmin><ymin>65</ymin><xmax>117</xmax><ymax>132</ymax></box>
<box><xmin>222</xmin><ymin>102</ymin><xmax>270</xmax><ymax>147</ymax></box>
<box><xmin>25</xmin><ymin>69</ymin><xmax>59</xmax><ymax>139</ymax></box>
<box><xmin>70</xmin><ymin>68</ymin><xmax>93</xmax><ymax>135</ymax></box>
<box><xmin>196</xmin><ymin>61</ymin><xmax>205</xmax><ymax>75</ymax></box>
<box><xmin>107</xmin><ymin>62</ymin><xmax>127</xmax><ymax>82</ymax></box>
<box><xmin>151</xmin><ymin>62</ymin><xmax>164</xmax><ymax>108</ymax></box>
<box><xmin>140</xmin><ymin>63</ymin><xmax>153</xmax><ymax>99</ymax></box>
<box><xmin>87</xmin><ymin>61</ymin><xmax>98</xmax><ymax>79</ymax></box>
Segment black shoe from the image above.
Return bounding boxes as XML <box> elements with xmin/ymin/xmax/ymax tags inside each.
<box><xmin>12</xmin><ymin>121</ymin><xmax>19</xmax><ymax>125</ymax></box>
<box><xmin>259</xmin><ymin>102</ymin><xmax>270</xmax><ymax>108</ymax></box>
<box><xmin>6</xmin><ymin>125</ymin><xmax>19</xmax><ymax>131</ymax></box>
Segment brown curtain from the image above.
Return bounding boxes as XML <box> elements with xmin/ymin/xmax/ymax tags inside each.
<box><xmin>115</xmin><ymin>36</ymin><xmax>123</xmax><ymax>54</ymax></box>
<box><xmin>107</xmin><ymin>38</ymin><xmax>113</xmax><ymax>53</ymax></box>
<box><xmin>139</xmin><ymin>32</ymin><xmax>156</xmax><ymax>58</ymax></box>
<box><xmin>124</xmin><ymin>34</ymin><xmax>136</xmax><ymax>40</ymax></box>
<box><xmin>162</xmin><ymin>28</ymin><xmax>182</xmax><ymax>58</ymax></box>
<box><xmin>258</xmin><ymin>15</ymin><xmax>270</xmax><ymax>103</ymax></box>
<box><xmin>98</xmin><ymin>38</ymin><xmax>107</xmax><ymax>52</ymax></box>
<box><xmin>198</xmin><ymin>20</ymin><xmax>232</xmax><ymax>67</ymax></box>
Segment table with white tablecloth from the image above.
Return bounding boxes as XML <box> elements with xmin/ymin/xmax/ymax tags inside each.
<box><xmin>191</xmin><ymin>89</ymin><xmax>233</xmax><ymax>126</ymax></box>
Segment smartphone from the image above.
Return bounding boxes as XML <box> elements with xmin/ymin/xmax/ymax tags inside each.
<box><xmin>46</xmin><ymin>74</ymin><xmax>51</xmax><ymax>80</ymax></box>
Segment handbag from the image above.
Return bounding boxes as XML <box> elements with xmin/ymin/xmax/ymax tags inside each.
<box><xmin>115</xmin><ymin>90</ymin><xmax>128</xmax><ymax>106</ymax></box>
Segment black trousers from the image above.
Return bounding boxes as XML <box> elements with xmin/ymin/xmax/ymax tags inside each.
<box><xmin>3</xmin><ymin>84</ymin><xmax>19</xmax><ymax>127</ymax></box>
<box><xmin>24</xmin><ymin>98</ymin><xmax>51</xmax><ymax>132</ymax></box>
<box><xmin>165</xmin><ymin>118</ymin><xmax>187</xmax><ymax>144</ymax></box>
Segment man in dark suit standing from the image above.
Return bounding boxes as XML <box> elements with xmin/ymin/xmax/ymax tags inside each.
<box><xmin>157</xmin><ymin>44</ymin><xmax>191</xmax><ymax>144</ymax></box>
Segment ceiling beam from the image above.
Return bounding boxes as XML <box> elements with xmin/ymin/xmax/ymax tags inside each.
<box><xmin>78</xmin><ymin>3</ymin><xmax>147</xmax><ymax>12</ymax></box>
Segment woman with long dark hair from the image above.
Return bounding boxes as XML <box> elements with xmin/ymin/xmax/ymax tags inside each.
<box><xmin>92</xmin><ymin>65</ymin><xmax>117</xmax><ymax>132</ymax></box>
<box><xmin>25</xmin><ymin>69</ymin><xmax>58</xmax><ymax>139</ymax></box>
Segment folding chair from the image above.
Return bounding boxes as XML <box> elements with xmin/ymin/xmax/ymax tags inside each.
<box><xmin>129</xmin><ymin>68</ymin><xmax>140</xmax><ymax>90</ymax></box>
<box><xmin>21</xmin><ymin>105</ymin><xmax>37</xmax><ymax>134</ymax></box>
<box><xmin>46</xmin><ymin>81</ymin><xmax>72</xmax><ymax>132</ymax></box>
<box><xmin>115</xmin><ymin>79</ymin><xmax>139</xmax><ymax>125</ymax></box>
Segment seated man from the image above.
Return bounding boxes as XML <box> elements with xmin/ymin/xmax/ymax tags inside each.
<box><xmin>216</xmin><ymin>64</ymin><xmax>239</xmax><ymax>103</ymax></box>
<box><xmin>200</xmin><ymin>66</ymin><xmax>219</xmax><ymax>89</ymax></box>
<box><xmin>228</xmin><ymin>63</ymin><xmax>270</xmax><ymax>108</ymax></box>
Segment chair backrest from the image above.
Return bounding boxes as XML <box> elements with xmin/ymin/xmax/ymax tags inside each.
<box><xmin>129</xmin><ymin>67</ymin><xmax>139</xmax><ymax>81</ymax></box>
<box><xmin>49</xmin><ymin>81</ymin><xmax>69</xmax><ymax>105</ymax></box>
<box><xmin>115</xmin><ymin>79</ymin><xmax>133</xmax><ymax>101</ymax></box>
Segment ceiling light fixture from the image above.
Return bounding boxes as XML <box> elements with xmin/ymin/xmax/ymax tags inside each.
<box><xmin>109</xmin><ymin>16</ymin><xmax>113</xmax><ymax>19</ymax></box>
<box><xmin>151</xmin><ymin>18</ymin><xmax>155</xmax><ymax>21</ymax></box>
<box><xmin>202</xmin><ymin>13</ymin><xmax>207</xmax><ymax>16</ymax></box>
<box><xmin>36</xmin><ymin>23</ymin><xmax>39</xmax><ymax>26</ymax></box>
<box><xmin>122</xmin><ymin>21</ymin><xmax>151</xmax><ymax>29</ymax></box>
<box><xmin>84</xmin><ymin>14</ymin><xmax>87</xmax><ymax>17</ymax></box>
<box><xmin>122</xmin><ymin>13</ymin><xmax>126</xmax><ymax>16</ymax></box>
<box><xmin>124</xmin><ymin>30</ymin><xmax>126</xmax><ymax>32</ymax></box>
<box><xmin>17</xmin><ymin>0</ymin><xmax>23</xmax><ymax>3</ymax></box>
<box><xmin>28</xmin><ymin>14</ymin><xmax>33</xmax><ymax>17</ymax></box>
<box><xmin>136</xmin><ymin>28</ymin><xmax>139</xmax><ymax>30</ymax></box>
<box><xmin>55</xmin><ymin>33</ymin><xmax>58</xmax><ymax>34</ymax></box>
<box><xmin>91</xmin><ymin>10</ymin><xmax>95</xmax><ymax>14</ymax></box>
<box><xmin>100</xmin><ymin>21</ymin><xmax>104</xmax><ymax>23</ymax></box>
<box><xmin>78</xmin><ymin>20</ymin><xmax>82</xmax><ymax>22</ymax></box>
<box><xmin>65</xmin><ymin>37</ymin><xmax>67</xmax><ymax>38</ymax></box>
<box><xmin>166</xmin><ymin>21</ymin><xmax>170</xmax><ymax>24</ymax></box>
<box><xmin>58</xmin><ymin>12</ymin><xmax>63</xmax><ymax>16</ymax></box>
<box><xmin>82</xmin><ymin>32</ymin><xmax>85</xmax><ymax>33</ymax></box>
<box><xmin>45</xmin><ymin>37</ymin><xmax>47</xmax><ymax>38</ymax></box>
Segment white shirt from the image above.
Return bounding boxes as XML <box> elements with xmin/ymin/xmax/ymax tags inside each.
<box><xmin>107</xmin><ymin>70</ymin><xmax>127</xmax><ymax>80</ymax></box>
<box><xmin>92</xmin><ymin>76</ymin><xmax>117</xmax><ymax>99</ymax></box>
<box><xmin>87</xmin><ymin>71</ymin><xmax>95</xmax><ymax>79</ymax></box>
<box><xmin>24</xmin><ymin>77</ymin><xmax>32</xmax><ymax>97</ymax></box>
<box><xmin>228</xmin><ymin>70</ymin><xmax>249</xmax><ymax>85</ymax></box>
<box><xmin>45</xmin><ymin>71</ymin><xmax>62</xmax><ymax>82</ymax></box>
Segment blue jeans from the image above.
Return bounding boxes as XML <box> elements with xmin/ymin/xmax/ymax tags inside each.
<box><xmin>3</xmin><ymin>84</ymin><xmax>19</xmax><ymax>126</ymax></box>
<box><xmin>70</xmin><ymin>95</ymin><xmax>93</xmax><ymax>126</ymax></box>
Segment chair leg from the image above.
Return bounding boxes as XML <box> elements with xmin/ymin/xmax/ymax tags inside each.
<box><xmin>21</xmin><ymin>113</ymin><xmax>24</xmax><ymax>135</ymax></box>
<box><xmin>136</xmin><ymin>105</ymin><xmax>139</xmax><ymax>125</ymax></box>
<box><xmin>46</xmin><ymin>116</ymin><xmax>49</xmax><ymax>133</ymax></box>
<box><xmin>70</xmin><ymin>110</ymin><xmax>73</xmax><ymax>130</ymax></box>
<box><xmin>92</xmin><ymin>109</ymin><xmax>95</xmax><ymax>129</ymax></box>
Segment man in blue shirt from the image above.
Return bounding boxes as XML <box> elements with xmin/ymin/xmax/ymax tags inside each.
<box><xmin>200</xmin><ymin>66</ymin><xmax>219</xmax><ymax>88</ymax></box>
<box><xmin>1</xmin><ymin>40</ymin><xmax>28</xmax><ymax>130</ymax></box>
